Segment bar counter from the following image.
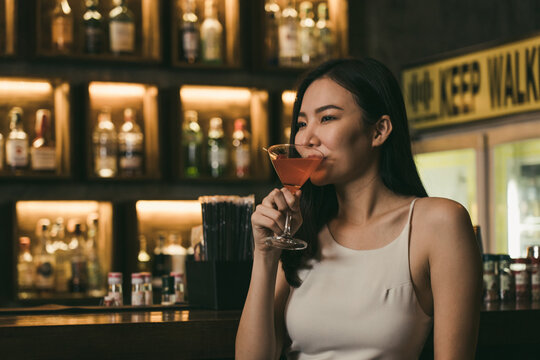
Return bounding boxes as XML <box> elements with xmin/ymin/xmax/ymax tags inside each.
<box><xmin>1</xmin><ymin>303</ymin><xmax>540</xmax><ymax>359</ymax></box>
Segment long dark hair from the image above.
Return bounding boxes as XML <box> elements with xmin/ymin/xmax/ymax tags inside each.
<box><xmin>281</xmin><ymin>58</ymin><xmax>428</xmax><ymax>287</ymax></box>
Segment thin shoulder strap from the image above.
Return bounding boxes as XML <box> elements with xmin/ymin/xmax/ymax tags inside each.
<box><xmin>407</xmin><ymin>198</ymin><xmax>418</xmax><ymax>226</ymax></box>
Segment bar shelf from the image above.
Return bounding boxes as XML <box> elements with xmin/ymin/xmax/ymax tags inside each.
<box><xmin>36</xmin><ymin>0</ymin><xmax>161</xmax><ymax>62</ymax></box>
<box><xmin>86</xmin><ymin>81</ymin><xmax>160</xmax><ymax>181</ymax></box>
<box><xmin>172</xmin><ymin>0</ymin><xmax>242</xmax><ymax>68</ymax></box>
<box><xmin>177</xmin><ymin>85</ymin><xmax>271</xmax><ymax>181</ymax></box>
<box><xmin>14</xmin><ymin>200</ymin><xmax>114</xmax><ymax>304</ymax></box>
<box><xmin>0</xmin><ymin>78</ymin><xmax>71</xmax><ymax>178</ymax></box>
<box><xmin>257</xmin><ymin>0</ymin><xmax>349</xmax><ymax>71</ymax></box>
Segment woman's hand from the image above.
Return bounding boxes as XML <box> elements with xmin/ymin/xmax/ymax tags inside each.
<box><xmin>251</xmin><ymin>188</ymin><xmax>303</xmax><ymax>254</ymax></box>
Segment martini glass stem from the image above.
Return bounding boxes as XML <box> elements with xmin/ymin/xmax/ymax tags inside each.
<box><xmin>283</xmin><ymin>210</ymin><xmax>293</xmax><ymax>238</ymax></box>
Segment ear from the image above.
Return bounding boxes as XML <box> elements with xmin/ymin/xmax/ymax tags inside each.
<box><xmin>372</xmin><ymin>115</ymin><xmax>392</xmax><ymax>147</ymax></box>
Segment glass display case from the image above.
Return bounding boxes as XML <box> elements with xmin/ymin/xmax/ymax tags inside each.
<box><xmin>178</xmin><ymin>85</ymin><xmax>270</xmax><ymax>181</ymax></box>
<box><xmin>87</xmin><ymin>81</ymin><xmax>160</xmax><ymax>180</ymax></box>
<box><xmin>36</xmin><ymin>0</ymin><xmax>161</xmax><ymax>61</ymax></box>
<box><xmin>258</xmin><ymin>0</ymin><xmax>348</xmax><ymax>69</ymax></box>
<box><xmin>14</xmin><ymin>200</ymin><xmax>113</xmax><ymax>302</ymax></box>
<box><xmin>172</xmin><ymin>0</ymin><xmax>241</xmax><ymax>67</ymax></box>
<box><xmin>0</xmin><ymin>78</ymin><xmax>71</xmax><ymax>178</ymax></box>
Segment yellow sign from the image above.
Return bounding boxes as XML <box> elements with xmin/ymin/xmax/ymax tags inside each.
<box><xmin>402</xmin><ymin>35</ymin><xmax>540</xmax><ymax>129</ymax></box>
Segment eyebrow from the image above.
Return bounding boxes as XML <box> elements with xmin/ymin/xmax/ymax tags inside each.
<box><xmin>298</xmin><ymin>104</ymin><xmax>344</xmax><ymax>117</ymax></box>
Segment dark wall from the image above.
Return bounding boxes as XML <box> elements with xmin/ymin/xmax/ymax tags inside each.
<box><xmin>350</xmin><ymin>0</ymin><xmax>540</xmax><ymax>77</ymax></box>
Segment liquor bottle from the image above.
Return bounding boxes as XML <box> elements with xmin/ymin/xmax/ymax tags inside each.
<box><xmin>51</xmin><ymin>0</ymin><xmax>73</xmax><ymax>53</ymax></box>
<box><xmin>153</xmin><ymin>234</ymin><xmax>172</xmax><ymax>293</ymax></box>
<box><xmin>166</xmin><ymin>233</ymin><xmax>187</xmax><ymax>275</ymax></box>
<box><xmin>232</xmin><ymin>118</ymin><xmax>251</xmax><ymax>178</ymax></box>
<box><xmin>5</xmin><ymin>107</ymin><xmax>29</xmax><ymax>171</ymax></box>
<box><xmin>264</xmin><ymin>0</ymin><xmax>280</xmax><ymax>66</ymax></box>
<box><xmin>298</xmin><ymin>1</ymin><xmax>317</xmax><ymax>65</ymax></box>
<box><xmin>86</xmin><ymin>217</ymin><xmax>102</xmax><ymax>296</ymax></box>
<box><xmin>279</xmin><ymin>0</ymin><xmax>300</xmax><ymax>66</ymax></box>
<box><xmin>17</xmin><ymin>237</ymin><xmax>35</xmax><ymax>298</ymax></box>
<box><xmin>118</xmin><ymin>108</ymin><xmax>144</xmax><ymax>177</ymax></box>
<box><xmin>181</xmin><ymin>110</ymin><xmax>203</xmax><ymax>178</ymax></box>
<box><xmin>35</xmin><ymin>224</ymin><xmax>56</xmax><ymax>293</ymax></box>
<box><xmin>316</xmin><ymin>2</ymin><xmax>333</xmax><ymax>62</ymax></box>
<box><xmin>31</xmin><ymin>109</ymin><xmax>56</xmax><ymax>172</ymax></box>
<box><xmin>200</xmin><ymin>0</ymin><xmax>223</xmax><ymax>64</ymax></box>
<box><xmin>137</xmin><ymin>234</ymin><xmax>151</xmax><ymax>273</ymax></box>
<box><xmin>180</xmin><ymin>0</ymin><xmax>200</xmax><ymax>63</ymax></box>
<box><xmin>207</xmin><ymin>117</ymin><xmax>227</xmax><ymax>177</ymax></box>
<box><xmin>109</xmin><ymin>0</ymin><xmax>135</xmax><ymax>55</ymax></box>
<box><xmin>93</xmin><ymin>110</ymin><xmax>118</xmax><ymax>178</ymax></box>
<box><xmin>83</xmin><ymin>0</ymin><xmax>104</xmax><ymax>54</ymax></box>
<box><xmin>69</xmin><ymin>223</ymin><xmax>88</xmax><ymax>293</ymax></box>
<box><xmin>50</xmin><ymin>217</ymin><xmax>70</xmax><ymax>293</ymax></box>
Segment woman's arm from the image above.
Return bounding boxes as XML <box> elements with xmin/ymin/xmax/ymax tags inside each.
<box><xmin>425</xmin><ymin>198</ymin><xmax>482</xmax><ymax>359</ymax></box>
<box><xmin>236</xmin><ymin>188</ymin><xmax>301</xmax><ymax>359</ymax></box>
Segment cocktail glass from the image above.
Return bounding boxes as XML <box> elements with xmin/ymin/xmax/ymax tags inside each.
<box><xmin>264</xmin><ymin>144</ymin><xmax>323</xmax><ymax>250</ymax></box>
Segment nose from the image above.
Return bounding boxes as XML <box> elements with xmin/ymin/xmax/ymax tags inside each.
<box><xmin>297</xmin><ymin>123</ymin><xmax>321</xmax><ymax>147</ymax></box>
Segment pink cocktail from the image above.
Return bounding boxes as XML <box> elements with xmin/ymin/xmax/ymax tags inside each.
<box><xmin>265</xmin><ymin>144</ymin><xmax>323</xmax><ymax>250</ymax></box>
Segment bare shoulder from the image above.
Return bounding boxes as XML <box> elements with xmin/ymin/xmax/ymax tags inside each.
<box><xmin>414</xmin><ymin>197</ymin><xmax>473</xmax><ymax>232</ymax></box>
<box><xmin>412</xmin><ymin>197</ymin><xmax>478</xmax><ymax>256</ymax></box>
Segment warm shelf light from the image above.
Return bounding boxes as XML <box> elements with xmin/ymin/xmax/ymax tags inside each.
<box><xmin>282</xmin><ymin>90</ymin><xmax>296</xmax><ymax>105</ymax></box>
<box><xmin>17</xmin><ymin>201</ymin><xmax>101</xmax><ymax>214</ymax></box>
<box><xmin>136</xmin><ymin>200</ymin><xmax>201</xmax><ymax>216</ymax></box>
<box><xmin>180</xmin><ymin>86</ymin><xmax>252</xmax><ymax>103</ymax></box>
<box><xmin>0</xmin><ymin>80</ymin><xmax>53</xmax><ymax>96</ymax></box>
<box><xmin>89</xmin><ymin>82</ymin><xmax>147</xmax><ymax>98</ymax></box>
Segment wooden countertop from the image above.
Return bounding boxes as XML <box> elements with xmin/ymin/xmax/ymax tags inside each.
<box><xmin>2</xmin><ymin>302</ymin><xmax>540</xmax><ymax>359</ymax></box>
<box><xmin>0</xmin><ymin>305</ymin><xmax>241</xmax><ymax>360</ymax></box>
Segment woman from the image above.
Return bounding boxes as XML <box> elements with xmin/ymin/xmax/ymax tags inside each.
<box><xmin>236</xmin><ymin>58</ymin><xmax>482</xmax><ymax>359</ymax></box>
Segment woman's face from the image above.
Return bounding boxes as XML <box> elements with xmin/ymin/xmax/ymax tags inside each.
<box><xmin>294</xmin><ymin>77</ymin><xmax>377</xmax><ymax>186</ymax></box>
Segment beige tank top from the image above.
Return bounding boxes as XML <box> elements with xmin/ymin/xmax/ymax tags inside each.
<box><xmin>285</xmin><ymin>199</ymin><xmax>433</xmax><ymax>359</ymax></box>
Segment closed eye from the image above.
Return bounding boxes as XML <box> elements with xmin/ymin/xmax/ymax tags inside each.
<box><xmin>321</xmin><ymin>115</ymin><xmax>337</xmax><ymax>122</ymax></box>
<box><xmin>295</xmin><ymin>121</ymin><xmax>307</xmax><ymax>130</ymax></box>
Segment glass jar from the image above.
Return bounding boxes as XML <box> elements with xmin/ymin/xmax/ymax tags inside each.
<box><xmin>530</xmin><ymin>258</ymin><xmax>540</xmax><ymax>302</ymax></box>
<box><xmin>511</xmin><ymin>258</ymin><xmax>531</xmax><ymax>303</ymax></box>
<box><xmin>482</xmin><ymin>254</ymin><xmax>499</xmax><ymax>302</ymax></box>
<box><xmin>131</xmin><ymin>273</ymin><xmax>144</xmax><ymax>306</ymax></box>
<box><xmin>107</xmin><ymin>272</ymin><xmax>123</xmax><ymax>306</ymax></box>
<box><xmin>497</xmin><ymin>254</ymin><xmax>514</xmax><ymax>302</ymax></box>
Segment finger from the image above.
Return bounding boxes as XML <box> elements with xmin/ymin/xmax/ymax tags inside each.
<box><xmin>281</xmin><ymin>188</ymin><xmax>301</xmax><ymax>211</ymax></box>
<box><xmin>262</xmin><ymin>188</ymin><xmax>288</xmax><ymax>212</ymax></box>
<box><xmin>255</xmin><ymin>205</ymin><xmax>285</xmax><ymax>227</ymax></box>
<box><xmin>252</xmin><ymin>211</ymin><xmax>284</xmax><ymax>234</ymax></box>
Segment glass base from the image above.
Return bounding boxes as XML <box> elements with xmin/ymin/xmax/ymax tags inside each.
<box><xmin>264</xmin><ymin>235</ymin><xmax>307</xmax><ymax>250</ymax></box>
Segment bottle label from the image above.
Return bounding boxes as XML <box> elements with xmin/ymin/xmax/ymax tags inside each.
<box><xmin>234</xmin><ymin>146</ymin><xmax>250</xmax><ymax>177</ymax></box>
<box><xmin>299</xmin><ymin>28</ymin><xmax>316</xmax><ymax>59</ymax></box>
<box><xmin>209</xmin><ymin>146</ymin><xmax>227</xmax><ymax>174</ymax></box>
<box><xmin>120</xmin><ymin>155</ymin><xmax>142</xmax><ymax>170</ymax></box>
<box><xmin>18</xmin><ymin>263</ymin><xmax>34</xmax><ymax>288</ymax></box>
<box><xmin>52</xmin><ymin>17</ymin><xmax>73</xmax><ymax>49</ymax></box>
<box><xmin>6</xmin><ymin>139</ymin><xmax>29</xmax><ymax>167</ymax></box>
<box><xmin>131</xmin><ymin>291</ymin><xmax>144</xmax><ymax>306</ymax></box>
<box><xmin>183</xmin><ymin>28</ymin><xmax>199</xmax><ymax>57</ymax></box>
<box><xmin>144</xmin><ymin>290</ymin><xmax>153</xmax><ymax>305</ymax></box>
<box><xmin>85</xmin><ymin>26</ymin><xmax>103</xmax><ymax>53</ymax></box>
<box><xmin>36</xmin><ymin>261</ymin><xmax>55</xmax><ymax>289</ymax></box>
<box><xmin>483</xmin><ymin>273</ymin><xmax>498</xmax><ymax>301</ymax></box>
<box><xmin>202</xmin><ymin>28</ymin><xmax>221</xmax><ymax>61</ymax></box>
<box><xmin>279</xmin><ymin>22</ymin><xmax>298</xmax><ymax>58</ymax></box>
<box><xmin>110</xmin><ymin>22</ymin><xmax>135</xmax><ymax>53</ymax></box>
<box><xmin>31</xmin><ymin>147</ymin><xmax>56</xmax><ymax>171</ymax></box>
